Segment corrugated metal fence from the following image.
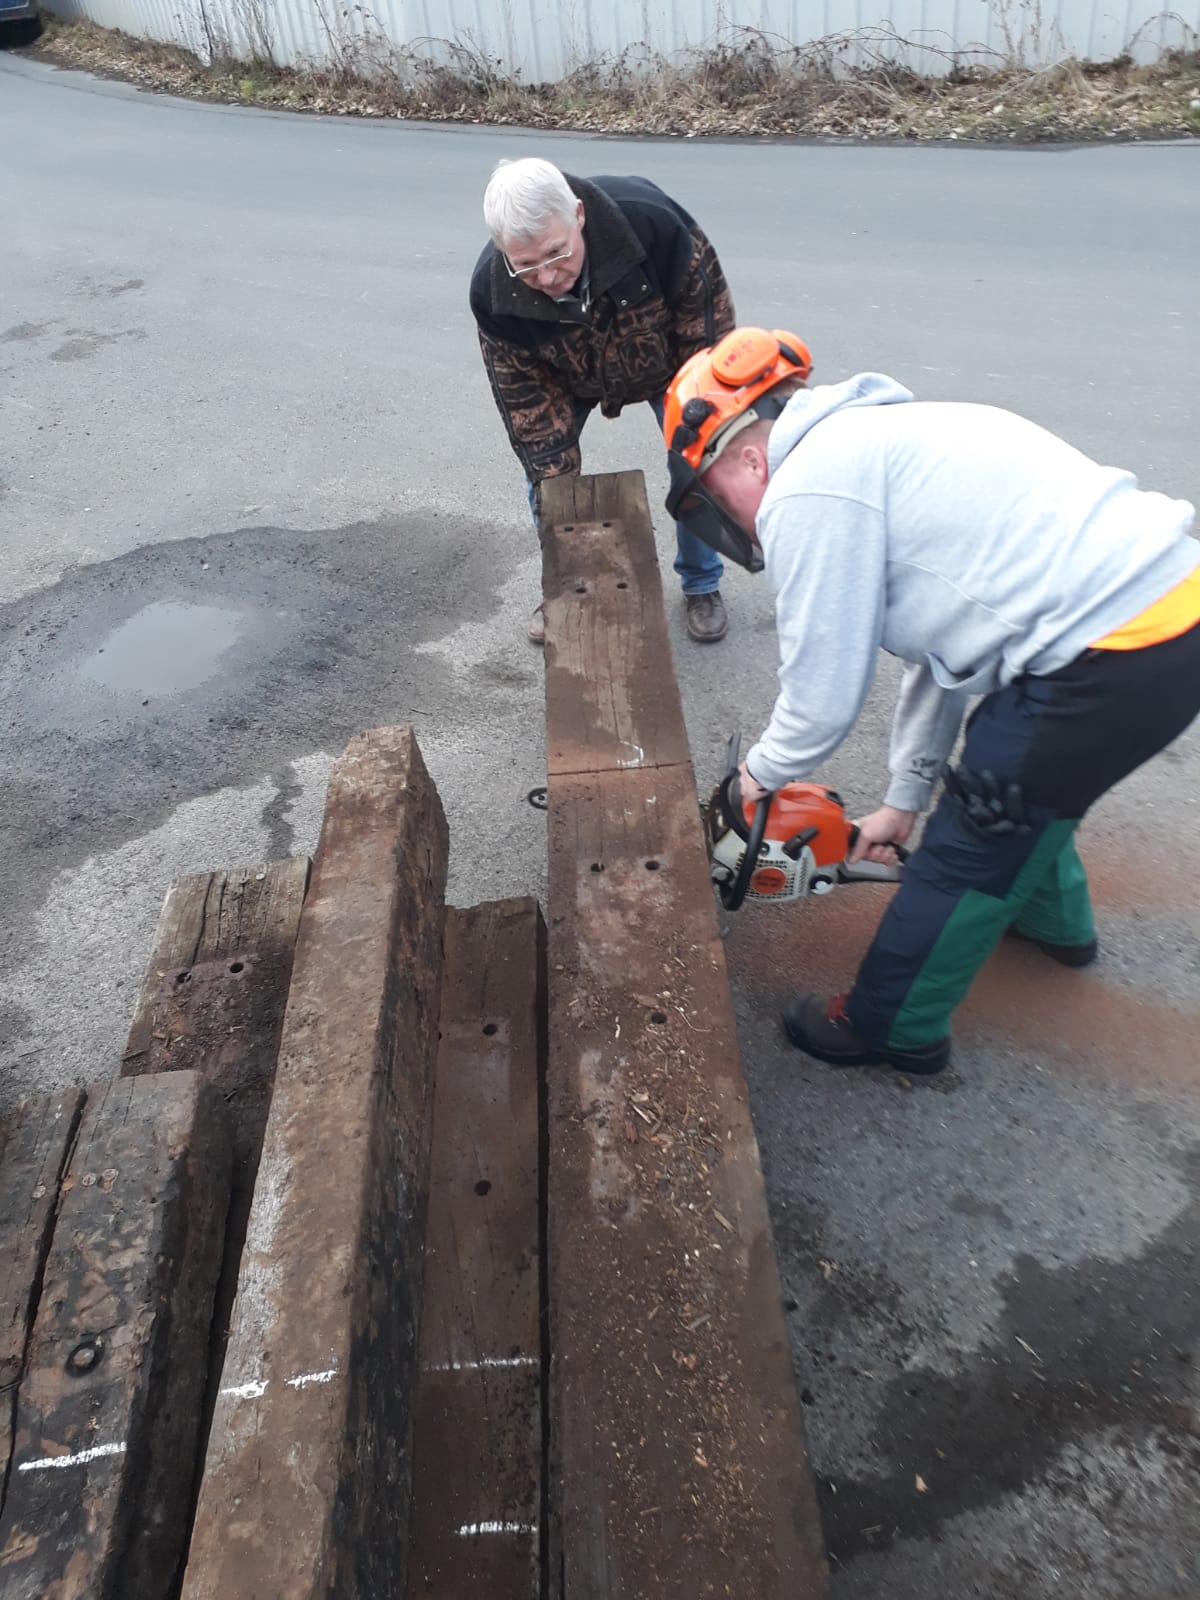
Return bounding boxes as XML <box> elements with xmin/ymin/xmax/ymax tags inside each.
<box><xmin>49</xmin><ymin>0</ymin><xmax>1200</xmax><ymax>78</ymax></box>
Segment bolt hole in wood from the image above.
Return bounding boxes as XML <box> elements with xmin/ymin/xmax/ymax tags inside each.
<box><xmin>175</xmin><ymin>970</ymin><xmax>190</xmax><ymax>984</ymax></box>
<box><xmin>65</xmin><ymin>1337</ymin><xmax>103</xmax><ymax>1376</ymax></box>
<box><xmin>475</xmin><ymin>1180</ymin><xmax>492</xmax><ymax>1197</ymax></box>
<box><xmin>482</xmin><ymin>1023</ymin><xmax>498</xmax><ymax>1037</ymax></box>
<box><xmin>590</xmin><ymin>862</ymin><xmax>604</xmax><ymax>873</ymax></box>
<box><xmin>575</xmin><ymin>583</ymin><xmax>587</xmax><ymax>594</ymax></box>
<box><xmin>645</xmin><ymin>859</ymin><xmax>660</xmax><ymax>871</ymax></box>
<box><xmin>616</xmin><ymin>581</ymin><xmax>628</xmax><ymax>589</ymax></box>
<box><xmin>650</xmin><ymin>1011</ymin><xmax>668</xmax><ymax>1025</ymax></box>
<box><xmin>229</xmin><ymin>961</ymin><xmax>244</xmax><ymax>974</ymax></box>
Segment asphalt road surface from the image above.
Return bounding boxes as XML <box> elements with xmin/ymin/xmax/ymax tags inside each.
<box><xmin>2</xmin><ymin>48</ymin><xmax>1198</xmax><ymax>1598</ymax></box>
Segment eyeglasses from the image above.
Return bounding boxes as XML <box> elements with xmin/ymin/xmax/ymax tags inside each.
<box><xmin>502</xmin><ymin>244</ymin><xmax>574</xmax><ymax>279</ymax></box>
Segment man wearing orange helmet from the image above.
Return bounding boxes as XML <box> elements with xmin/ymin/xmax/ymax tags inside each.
<box><xmin>472</xmin><ymin>157</ymin><xmax>735</xmax><ymax>644</ymax></box>
<box><xmin>665</xmin><ymin>328</ymin><xmax>1200</xmax><ymax>1075</ymax></box>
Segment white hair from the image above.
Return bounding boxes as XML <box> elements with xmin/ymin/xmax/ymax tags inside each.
<box><xmin>483</xmin><ymin>158</ymin><xmax>578</xmax><ymax>245</ymax></box>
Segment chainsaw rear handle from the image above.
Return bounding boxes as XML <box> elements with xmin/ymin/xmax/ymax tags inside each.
<box><xmin>846</xmin><ymin>824</ymin><xmax>910</xmax><ymax>867</ymax></box>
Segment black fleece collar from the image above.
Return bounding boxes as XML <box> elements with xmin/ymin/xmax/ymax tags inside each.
<box><xmin>487</xmin><ymin>175</ymin><xmax>647</xmax><ymax>323</ymax></box>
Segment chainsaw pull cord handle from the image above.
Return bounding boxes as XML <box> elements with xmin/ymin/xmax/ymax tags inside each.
<box><xmin>718</xmin><ymin>774</ymin><xmax>773</xmax><ymax>912</ymax></box>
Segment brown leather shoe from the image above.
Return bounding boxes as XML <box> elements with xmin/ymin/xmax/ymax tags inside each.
<box><xmin>685</xmin><ymin>590</ymin><xmax>728</xmax><ymax>642</ymax></box>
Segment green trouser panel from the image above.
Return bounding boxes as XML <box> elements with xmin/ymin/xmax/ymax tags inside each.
<box><xmin>1010</xmin><ymin>832</ymin><xmax>1096</xmax><ymax>945</ymax></box>
<box><xmin>887</xmin><ymin>820</ymin><xmax>1088</xmax><ymax>1050</ymax></box>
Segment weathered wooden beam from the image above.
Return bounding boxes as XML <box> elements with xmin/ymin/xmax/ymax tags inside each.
<box><xmin>0</xmin><ymin>1091</ymin><xmax>86</xmax><ymax>1515</ymax></box>
<box><xmin>540</xmin><ymin>472</ymin><xmax>828</xmax><ymax>1598</ymax></box>
<box><xmin>541</xmin><ymin>472</ymin><xmax>690</xmax><ymax>778</ymax></box>
<box><xmin>120</xmin><ymin>857</ymin><xmax>310</xmax><ymax>1417</ymax></box>
<box><xmin>405</xmin><ymin>899</ymin><xmax>545</xmax><ymax>1599</ymax></box>
<box><xmin>182</xmin><ymin>726</ymin><xmax>449</xmax><ymax>1600</ymax></box>
<box><xmin>122</xmin><ymin>858</ymin><xmax>309</xmax><ymax>1102</ymax></box>
<box><xmin>0</xmin><ymin>1074</ymin><xmax>230</xmax><ymax>1600</ymax></box>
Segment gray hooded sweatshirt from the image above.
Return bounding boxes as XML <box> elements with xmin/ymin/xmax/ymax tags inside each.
<box><xmin>744</xmin><ymin>375</ymin><xmax>1198</xmax><ymax>812</ymax></box>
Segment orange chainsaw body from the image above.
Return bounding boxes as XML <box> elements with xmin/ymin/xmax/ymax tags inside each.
<box><xmin>740</xmin><ymin>782</ymin><xmax>854</xmax><ymax>867</ymax></box>
<box><xmin>709</xmin><ymin>778</ymin><xmax>858</xmax><ymax>903</ymax></box>
<box><xmin>706</xmin><ymin>734</ymin><xmax>905</xmax><ymax>909</ymax></box>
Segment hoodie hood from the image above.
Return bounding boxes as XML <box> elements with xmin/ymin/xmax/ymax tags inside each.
<box><xmin>767</xmin><ymin>373</ymin><xmax>914</xmax><ymax>475</ymax></box>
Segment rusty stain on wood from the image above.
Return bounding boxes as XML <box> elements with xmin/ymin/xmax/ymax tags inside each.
<box><xmin>0</xmin><ymin>1074</ymin><xmax>231</xmax><ymax>1600</ymax></box>
<box><xmin>541</xmin><ymin>473</ymin><xmax>828</xmax><ymax>1598</ymax></box>
<box><xmin>406</xmin><ymin>898</ymin><xmax>545</xmax><ymax>1599</ymax></box>
<box><xmin>181</xmin><ymin>726</ymin><xmax>449</xmax><ymax>1600</ymax></box>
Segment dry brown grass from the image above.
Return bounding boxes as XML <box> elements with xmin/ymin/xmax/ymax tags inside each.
<box><xmin>23</xmin><ymin>13</ymin><xmax>1200</xmax><ymax>142</ymax></box>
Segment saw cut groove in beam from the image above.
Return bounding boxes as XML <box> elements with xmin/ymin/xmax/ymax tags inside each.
<box><xmin>540</xmin><ymin>470</ymin><xmax>828</xmax><ymax>1599</ymax></box>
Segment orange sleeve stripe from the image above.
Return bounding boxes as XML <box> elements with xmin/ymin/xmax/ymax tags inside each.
<box><xmin>1091</xmin><ymin>561</ymin><xmax>1200</xmax><ymax>651</ymax></box>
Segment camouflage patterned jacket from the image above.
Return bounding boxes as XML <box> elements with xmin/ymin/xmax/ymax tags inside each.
<box><xmin>470</xmin><ymin>174</ymin><xmax>735</xmax><ymax>484</ymax></box>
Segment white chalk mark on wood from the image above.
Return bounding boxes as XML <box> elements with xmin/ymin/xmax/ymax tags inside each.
<box><xmin>457</xmin><ymin>1521</ymin><xmax>537</xmax><ymax>1536</ymax></box>
<box><xmin>429</xmin><ymin>1356</ymin><xmax>538</xmax><ymax>1371</ymax></box>
<box><xmin>285</xmin><ymin>1368</ymin><xmax>339</xmax><ymax>1388</ymax></box>
<box><xmin>221</xmin><ymin>1379</ymin><xmax>268</xmax><ymax>1400</ymax></box>
<box><xmin>18</xmin><ymin>1441</ymin><xmax>127</xmax><ymax>1471</ymax></box>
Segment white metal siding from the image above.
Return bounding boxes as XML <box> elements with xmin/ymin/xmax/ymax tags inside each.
<box><xmin>50</xmin><ymin>0</ymin><xmax>1200</xmax><ymax>77</ymax></box>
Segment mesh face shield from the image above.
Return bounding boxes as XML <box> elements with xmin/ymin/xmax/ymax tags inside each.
<box><xmin>664</xmin><ymin>449</ymin><xmax>764</xmax><ymax>573</ymax></box>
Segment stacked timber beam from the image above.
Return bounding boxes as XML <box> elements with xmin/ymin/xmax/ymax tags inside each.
<box><xmin>0</xmin><ymin>1078</ymin><xmax>229</xmax><ymax>1598</ymax></box>
<box><xmin>404</xmin><ymin>900</ymin><xmax>546</xmax><ymax>1598</ymax></box>
<box><xmin>539</xmin><ymin>471</ymin><xmax>828</xmax><ymax>1598</ymax></box>
<box><xmin>0</xmin><ymin>845</ymin><xmax>310</xmax><ymax>1596</ymax></box>
<box><xmin>182</xmin><ymin>728</ymin><xmax>449</xmax><ymax>1600</ymax></box>
<box><xmin>120</xmin><ymin>858</ymin><xmax>309</xmax><ymax>1424</ymax></box>
<box><xmin>1</xmin><ymin>467</ymin><xmax>830</xmax><ymax>1599</ymax></box>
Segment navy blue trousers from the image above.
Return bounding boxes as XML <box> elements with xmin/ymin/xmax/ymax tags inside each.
<box><xmin>845</xmin><ymin>620</ymin><xmax>1200</xmax><ymax>1049</ymax></box>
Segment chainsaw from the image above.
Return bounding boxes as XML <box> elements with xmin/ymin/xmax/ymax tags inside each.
<box><xmin>705</xmin><ymin>734</ymin><xmax>906</xmax><ymax>911</ymax></box>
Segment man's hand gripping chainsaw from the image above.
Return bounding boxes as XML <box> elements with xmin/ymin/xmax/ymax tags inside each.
<box><xmin>705</xmin><ymin>734</ymin><xmax>906</xmax><ymax>911</ymax></box>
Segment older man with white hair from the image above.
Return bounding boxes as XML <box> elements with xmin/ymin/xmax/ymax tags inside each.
<box><xmin>470</xmin><ymin>157</ymin><xmax>736</xmax><ymax>644</ymax></box>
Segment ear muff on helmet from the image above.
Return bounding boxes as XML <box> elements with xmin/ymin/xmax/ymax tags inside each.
<box><xmin>664</xmin><ymin>328</ymin><xmax>812</xmax><ymax>469</ymax></box>
<box><xmin>662</xmin><ymin>327</ymin><xmax>812</xmax><ymax>571</ymax></box>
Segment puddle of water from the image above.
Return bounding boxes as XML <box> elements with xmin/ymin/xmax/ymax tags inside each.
<box><xmin>82</xmin><ymin>601</ymin><xmax>245</xmax><ymax>696</ymax></box>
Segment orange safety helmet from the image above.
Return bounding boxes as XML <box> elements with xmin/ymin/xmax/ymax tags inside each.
<box><xmin>663</xmin><ymin>327</ymin><xmax>812</xmax><ymax>572</ymax></box>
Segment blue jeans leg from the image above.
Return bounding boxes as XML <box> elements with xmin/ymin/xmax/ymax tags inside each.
<box><xmin>673</xmin><ymin>521</ymin><xmax>725</xmax><ymax>596</ymax></box>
